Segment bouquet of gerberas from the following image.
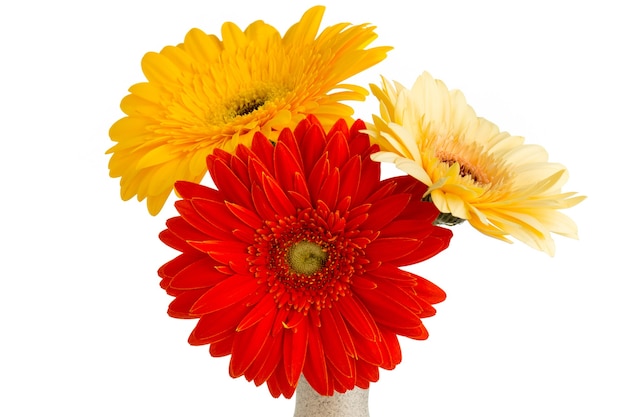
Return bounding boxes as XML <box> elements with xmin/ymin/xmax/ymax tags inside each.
<box><xmin>106</xmin><ymin>4</ymin><xmax>584</xmax><ymax>410</ymax></box>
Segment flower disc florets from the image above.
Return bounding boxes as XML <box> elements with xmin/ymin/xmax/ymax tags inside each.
<box><xmin>253</xmin><ymin>203</ymin><xmax>371</xmax><ymax>314</ymax></box>
<box><xmin>158</xmin><ymin>115</ymin><xmax>452</xmax><ymax>398</ymax></box>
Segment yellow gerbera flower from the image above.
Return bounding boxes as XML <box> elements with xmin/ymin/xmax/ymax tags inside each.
<box><xmin>366</xmin><ymin>72</ymin><xmax>585</xmax><ymax>256</ymax></box>
<box><xmin>107</xmin><ymin>6</ymin><xmax>391</xmax><ymax>215</ymax></box>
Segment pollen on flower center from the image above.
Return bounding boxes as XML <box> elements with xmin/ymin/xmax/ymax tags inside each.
<box><xmin>287</xmin><ymin>240</ymin><xmax>328</xmax><ymax>275</ymax></box>
<box><xmin>436</xmin><ymin>149</ymin><xmax>490</xmax><ymax>185</ymax></box>
<box><xmin>440</xmin><ymin>155</ymin><xmax>486</xmax><ymax>183</ymax></box>
<box><xmin>235</xmin><ymin>97</ymin><xmax>268</xmax><ymax>117</ymax></box>
<box><xmin>223</xmin><ymin>92</ymin><xmax>269</xmax><ymax>121</ymax></box>
<box><xmin>211</xmin><ymin>83</ymin><xmax>291</xmax><ymax>125</ymax></box>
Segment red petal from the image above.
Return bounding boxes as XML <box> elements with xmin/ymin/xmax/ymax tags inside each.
<box><xmin>251</xmin><ymin>184</ymin><xmax>278</xmax><ymax>220</ymax></box>
<box><xmin>297</xmin><ymin>122</ymin><xmax>327</xmax><ymax>174</ymax></box>
<box><xmin>159</xmin><ymin>251</ymin><xmax>204</xmax><ymax>282</ymax></box>
<box><xmin>230</xmin><ymin>309</ymin><xmax>275</xmax><ymax>377</ymax></box>
<box><xmin>158</xmin><ymin>229</ymin><xmax>185</xmax><ymax>252</ymax></box>
<box><xmin>210</xmin><ymin>158</ymin><xmax>254</xmax><ymax>208</ymax></box>
<box><xmin>210</xmin><ymin>148</ymin><xmax>232</xmax><ymax>165</ymax></box>
<box><xmin>169</xmin><ymin>256</ymin><xmax>224</xmax><ymax>290</ymax></box>
<box><xmin>330</xmin><ymin>306</ymin><xmax>356</xmax><ymax>358</ymax></box>
<box><xmin>325</xmin><ymin>129</ymin><xmax>350</xmax><ymax>169</ymax></box>
<box><xmin>209</xmin><ymin>334</ymin><xmax>234</xmax><ymax>357</ymax></box>
<box><xmin>349</xmin><ymin>327</ymin><xmax>384</xmax><ymax>366</ymax></box>
<box><xmin>396</xmin><ymin>197</ymin><xmax>440</xmax><ymax>224</ymax></box>
<box><xmin>232</xmin><ymin>227</ymin><xmax>256</xmax><ymax>243</ymax></box>
<box><xmin>276</xmin><ymin>127</ymin><xmax>305</xmax><ymax>170</ymax></box>
<box><xmin>414</xmin><ymin>297</ymin><xmax>437</xmax><ymax>318</ymax></box>
<box><xmin>416</xmin><ymin>276</ymin><xmax>447</xmax><ymax>304</ymax></box>
<box><xmin>250</xmin><ymin>133</ymin><xmax>275</xmax><ymax>173</ymax></box>
<box><xmin>224</xmin><ymin>201</ymin><xmax>262</xmax><ymax>229</ymax></box>
<box><xmin>189</xmin><ymin>239</ymin><xmax>248</xmax><ymax>260</ymax></box>
<box><xmin>293</xmin><ymin>115</ymin><xmax>312</xmax><ymax>139</ymax></box>
<box><xmin>402</xmin><ymin>322</ymin><xmax>429</xmax><ymax>340</ymax></box>
<box><xmin>364</xmin><ymin>263</ymin><xmax>417</xmax><ymax>284</ymax></box>
<box><xmin>283</xmin><ymin>320</ymin><xmax>309</xmax><ymax>386</ymax></box>
<box><xmin>351</xmin><ymin>275</ymin><xmax>378</xmax><ymax>290</ymax></box>
<box><xmin>227</xmin><ymin>153</ymin><xmax>251</xmax><ymax>188</ymax></box>
<box><xmin>317</xmin><ymin>167</ymin><xmax>339</xmax><ymax>210</ymax></box>
<box><xmin>379</xmin><ymin>328</ymin><xmax>402</xmax><ymax>367</ymax></box>
<box><xmin>267</xmin><ymin>359</ymin><xmax>296</xmax><ymax>398</ymax></box>
<box><xmin>360</xmin><ymin>193</ymin><xmax>410</xmax><ymax>232</ymax></box>
<box><xmin>337</xmin><ymin>156</ymin><xmax>361</xmax><ymax>202</ymax></box>
<box><xmin>348</xmin><ymin>120</ymin><xmax>371</xmax><ymax>154</ymax></box>
<box><xmin>354</xmin><ymin>360</ymin><xmax>379</xmax><ymax>388</ymax></box>
<box><xmin>167</xmin><ymin>289</ymin><xmax>206</xmax><ymax>318</ymax></box>
<box><xmin>365</xmin><ymin>180</ymin><xmax>397</xmax><ymax>203</ymax></box>
<box><xmin>327</xmin><ymin>118</ymin><xmax>350</xmax><ymax>140</ymax></box>
<box><xmin>337</xmin><ymin>294</ymin><xmax>378</xmax><ymax>341</ymax></box>
<box><xmin>164</xmin><ymin>215</ymin><xmax>210</xmax><ymax>246</ymax></box>
<box><xmin>274</xmin><ymin>138</ymin><xmax>305</xmax><ymax>191</ymax></box>
<box><xmin>307</xmin><ymin>156</ymin><xmax>330</xmax><ymax>203</ymax></box>
<box><xmin>248</xmin><ymin>332</ymin><xmax>281</xmax><ymax>384</ymax></box>
<box><xmin>353</xmin><ymin>285</ymin><xmax>423</xmax><ymax>331</ymax></box>
<box><xmin>291</xmin><ymin>172</ymin><xmax>311</xmax><ymax>202</ymax></box>
<box><xmin>319</xmin><ymin>308</ymin><xmax>354</xmax><ymax>379</ymax></box>
<box><xmin>190</xmin><ymin>274</ymin><xmax>259</xmax><ymax>315</ymax></box>
<box><xmin>185</xmin><ymin>237</ymin><xmax>251</xmax><ymax>272</ymax></box>
<box><xmin>384</xmin><ymin>174</ymin><xmax>428</xmax><ymax>196</ymax></box>
<box><xmin>174</xmin><ymin>180</ymin><xmax>222</xmax><ymax>201</ymax></box>
<box><xmin>189</xmin><ymin>302</ymin><xmax>249</xmax><ymax>345</ymax></box>
<box><xmin>236</xmin><ymin>293</ymin><xmax>276</xmax><ymax>332</ymax></box>
<box><xmin>262</xmin><ymin>173</ymin><xmax>296</xmax><ymax>216</ymax></box>
<box><xmin>247</xmin><ymin>156</ymin><xmax>272</xmax><ymax>188</ymax></box>
<box><xmin>176</xmin><ymin>199</ymin><xmax>238</xmax><ymax>240</ymax></box>
<box><xmin>393</xmin><ymin>229</ymin><xmax>452</xmax><ymax>265</ymax></box>
<box><xmin>287</xmin><ymin>190</ymin><xmax>312</xmax><ymax>209</ymax></box>
<box><xmin>378</xmin><ymin>219</ymin><xmax>436</xmax><ymax>239</ymax></box>
<box><xmin>270</xmin><ymin>308</ymin><xmax>291</xmax><ymax>336</ymax></box>
<box><xmin>302</xmin><ymin>324</ymin><xmax>332</xmax><ymax>396</ymax></box>
<box><xmin>354</xmin><ymin>155</ymin><xmax>380</xmax><ymax>204</ymax></box>
<box><xmin>364</xmin><ymin>237</ymin><xmax>421</xmax><ymax>263</ymax></box>
<box><xmin>345</xmin><ymin>204</ymin><xmax>371</xmax><ymax>230</ymax></box>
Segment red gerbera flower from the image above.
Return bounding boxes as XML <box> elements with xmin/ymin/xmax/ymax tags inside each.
<box><xmin>158</xmin><ymin>115</ymin><xmax>452</xmax><ymax>398</ymax></box>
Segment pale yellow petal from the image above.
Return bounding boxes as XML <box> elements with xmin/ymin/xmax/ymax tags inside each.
<box><xmin>371</xmin><ymin>152</ymin><xmax>433</xmax><ymax>187</ymax></box>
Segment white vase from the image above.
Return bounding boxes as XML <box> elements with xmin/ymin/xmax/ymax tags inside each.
<box><xmin>292</xmin><ymin>376</ymin><xmax>370</xmax><ymax>417</ymax></box>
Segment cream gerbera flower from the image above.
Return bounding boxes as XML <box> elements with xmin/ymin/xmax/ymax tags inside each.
<box><xmin>107</xmin><ymin>6</ymin><xmax>391</xmax><ymax>215</ymax></box>
<box><xmin>366</xmin><ymin>72</ymin><xmax>585</xmax><ymax>256</ymax></box>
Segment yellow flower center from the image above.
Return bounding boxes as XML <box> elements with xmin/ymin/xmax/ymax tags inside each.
<box><xmin>287</xmin><ymin>240</ymin><xmax>328</xmax><ymax>275</ymax></box>
<box><xmin>209</xmin><ymin>83</ymin><xmax>291</xmax><ymax>125</ymax></box>
<box><xmin>234</xmin><ymin>97</ymin><xmax>267</xmax><ymax>117</ymax></box>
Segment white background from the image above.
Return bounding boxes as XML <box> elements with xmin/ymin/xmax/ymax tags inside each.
<box><xmin>1</xmin><ymin>1</ymin><xmax>623</xmax><ymax>416</ymax></box>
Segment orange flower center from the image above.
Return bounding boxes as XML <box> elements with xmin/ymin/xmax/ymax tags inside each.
<box><xmin>437</xmin><ymin>150</ymin><xmax>490</xmax><ymax>185</ymax></box>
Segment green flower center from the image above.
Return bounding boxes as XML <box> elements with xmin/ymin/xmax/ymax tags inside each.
<box><xmin>287</xmin><ymin>241</ymin><xmax>328</xmax><ymax>275</ymax></box>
